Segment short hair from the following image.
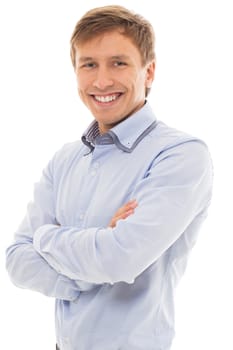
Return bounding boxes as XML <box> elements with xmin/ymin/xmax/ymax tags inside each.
<box><xmin>70</xmin><ymin>5</ymin><xmax>156</xmax><ymax>68</ymax></box>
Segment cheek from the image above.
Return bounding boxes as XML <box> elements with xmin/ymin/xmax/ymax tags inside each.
<box><xmin>133</xmin><ymin>73</ymin><xmax>147</xmax><ymax>94</ymax></box>
<box><xmin>130</xmin><ymin>69</ymin><xmax>146</xmax><ymax>87</ymax></box>
<box><xmin>76</xmin><ymin>72</ymin><xmax>89</xmax><ymax>90</ymax></box>
<box><xmin>76</xmin><ymin>76</ymin><xmax>82</xmax><ymax>90</ymax></box>
<box><xmin>76</xmin><ymin>81</ymin><xmax>86</xmax><ymax>101</ymax></box>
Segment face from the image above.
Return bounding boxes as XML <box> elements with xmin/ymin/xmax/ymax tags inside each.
<box><xmin>74</xmin><ymin>30</ymin><xmax>155</xmax><ymax>134</ymax></box>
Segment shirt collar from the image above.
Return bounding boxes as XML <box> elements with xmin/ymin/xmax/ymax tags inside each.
<box><xmin>81</xmin><ymin>102</ymin><xmax>157</xmax><ymax>153</ymax></box>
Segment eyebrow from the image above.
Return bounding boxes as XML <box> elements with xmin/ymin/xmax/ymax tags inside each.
<box><xmin>110</xmin><ymin>55</ymin><xmax>130</xmax><ymax>60</ymax></box>
<box><xmin>78</xmin><ymin>57</ymin><xmax>94</xmax><ymax>63</ymax></box>
<box><xmin>78</xmin><ymin>55</ymin><xmax>130</xmax><ymax>62</ymax></box>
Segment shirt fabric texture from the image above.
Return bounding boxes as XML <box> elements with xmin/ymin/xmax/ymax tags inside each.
<box><xmin>6</xmin><ymin>103</ymin><xmax>213</xmax><ymax>350</ymax></box>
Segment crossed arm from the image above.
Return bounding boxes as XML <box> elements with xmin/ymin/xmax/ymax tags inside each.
<box><xmin>6</xmin><ymin>197</ymin><xmax>137</xmax><ymax>300</ymax></box>
<box><xmin>6</xmin><ymin>140</ymin><xmax>212</xmax><ymax>298</ymax></box>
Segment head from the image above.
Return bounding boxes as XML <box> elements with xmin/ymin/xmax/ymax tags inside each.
<box><xmin>70</xmin><ymin>5</ymin><xmax>156</xmax><ymax>133</ymax></box>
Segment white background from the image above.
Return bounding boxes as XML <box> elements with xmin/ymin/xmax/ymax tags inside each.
<box><xmin>0</xmin><ymin>0</ymin><xmax>232</xmax><ymax>349</ymax></box>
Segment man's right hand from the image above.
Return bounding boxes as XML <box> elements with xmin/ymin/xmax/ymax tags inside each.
<box><xmin>108</xmin><ymin>199</ymin><xmax>138</xmax><ymax>228</ymax></box>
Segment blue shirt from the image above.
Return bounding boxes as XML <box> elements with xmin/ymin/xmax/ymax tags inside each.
<box><xmin>6</xmin><ymin>103</ymin><xmax>213</xmax><ymax>350</ymax></box>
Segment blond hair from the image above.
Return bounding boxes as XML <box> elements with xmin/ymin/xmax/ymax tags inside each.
<box><xmin>70</xmin><ymin>5</ymin><xmax>155</xmax><ymax>68</ymax></box>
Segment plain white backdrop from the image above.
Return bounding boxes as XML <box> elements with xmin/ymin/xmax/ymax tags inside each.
<box><xmin>0</xmin><ymin>0</ymin><xmax>232</xmax><ymax>349</ymax></box>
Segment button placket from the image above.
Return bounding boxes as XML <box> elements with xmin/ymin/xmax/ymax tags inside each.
<box><xmin>90</xmin><ymin>161</ymin><xmax>100</xmax><ymax>176</ymax></box>
<box><xmin>93</xmin><ymin>161</ymin><xmax>99</xmax><ymax>168</ymax></box>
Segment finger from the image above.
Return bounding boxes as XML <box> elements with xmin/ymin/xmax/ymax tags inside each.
<box><xmin>109</xmin><ymin>200</ymin><xmax>138</xmax><ymax>228</ymax></box>
<box><xmin>115</xmin><ymin>200</ymin><xmax>138</xmax><ymax>216</ymax></box>
<box><xmin>114</xmin><ymin>210</ymin><xmax>134</xmax><ymax>222</ymax></box>
<box><xmin>109</xmin><ymin>208</ymin><xmax>135</xmax><ymax>228</ymax></box>
<box><xmin>125</xmin><ymin>199</ymin><xmax>138</xmax><ymax>207</ymax></box>
<box><xmin>120</xmin><ymin>208</ymin><xmax>135</xmax><ymax>219</ymax></box>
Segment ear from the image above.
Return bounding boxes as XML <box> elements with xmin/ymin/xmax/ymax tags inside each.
<box><xmin>145</xmin><ymin>60</ymin><xmax>156</xmax><ymax>89</ymax></box>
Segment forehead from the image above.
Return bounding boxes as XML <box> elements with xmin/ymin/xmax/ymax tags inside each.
<box><xmin>75</xmin><ymin>30</ymin><xmax>142</xmax><ymax>61</ymax></box>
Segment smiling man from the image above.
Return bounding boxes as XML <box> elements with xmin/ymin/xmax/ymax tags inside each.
<box><xmin>6</xmin><ymin>5</ymin><xmax>213</xmax><ymax>350</ymax></box>
<box><xmin>74</xmin><ymin>31</ymin><xmax>155</xmax><ymax>134</ymax></box>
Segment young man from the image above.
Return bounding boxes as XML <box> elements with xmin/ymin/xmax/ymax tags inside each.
<box><xmin>6</xmin><ymin>5</ymin><xmax>213</xmax><ymax>350</ymax></box>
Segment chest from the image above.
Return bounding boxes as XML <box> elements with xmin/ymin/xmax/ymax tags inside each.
<box><xmin>54</xmin><ymin>145</ymin><xmax>153</xmax><ymax>228</ymax></box>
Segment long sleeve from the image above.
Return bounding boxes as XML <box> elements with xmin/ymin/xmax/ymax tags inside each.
<box><xmin>33</xmin><ymin>141</ymin><xmax>213</xmax><ymax>285</ymax></box>
<box><xmin>6</xmin><ymin>153</ymin><xmax>96</xmax><ymax>299</ymax></box>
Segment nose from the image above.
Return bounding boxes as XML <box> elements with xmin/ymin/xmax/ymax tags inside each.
<box><xmin>93</xmin><ymin>66</ymin><xmax>114</xmax><ymax>90</ymax></box>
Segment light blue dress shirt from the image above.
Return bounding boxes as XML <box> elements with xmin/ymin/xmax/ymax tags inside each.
<box><xmin>6</xmin><ymin>103</ymin><xmax>213</xmax><ymax>350</ymax></box>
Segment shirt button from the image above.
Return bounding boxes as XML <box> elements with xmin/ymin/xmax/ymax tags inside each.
<box><xmin>93</xmin><ymin>162</ymin><xmax>99</xmax><ymax>169</ymax></box>
<box><xmin>91</xmin><ymin>170</ymin><xmax>96</xmax><ymax>176</ymax></box>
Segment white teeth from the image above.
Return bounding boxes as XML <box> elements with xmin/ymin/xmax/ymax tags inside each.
<box><xmin>94</xmin><ymin>94</ymin><xmax>118</xmax><ymax>103</ymax></box>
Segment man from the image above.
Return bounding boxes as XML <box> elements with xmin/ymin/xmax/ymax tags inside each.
<box><xmin>6</xmin><ymin>5</ymin><xmax>213</xmax><ymax>350</ymax></box>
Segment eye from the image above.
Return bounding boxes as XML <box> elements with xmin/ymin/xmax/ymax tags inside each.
<box><xmin>81</xmin><ymin>62</ymin><xmax>97</xmax><ymax>69</ymax></box>
<box><xmin>113</xmin><ymin>61</ymin><xmax>127</xmax><ymax>67</ymax></box>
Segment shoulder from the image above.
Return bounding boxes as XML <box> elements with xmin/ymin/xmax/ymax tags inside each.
<box><xmin>148</xmin><ymin>121</ymin><xmax>213</xmax><ymax>181</ymax></box>
<box><xmin>148</xmin><ymin>121</ymin><xmax>210</xmax><ymax>159</ymax></box>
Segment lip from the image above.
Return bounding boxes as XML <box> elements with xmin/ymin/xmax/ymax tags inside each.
<box><xmin>90</xmin><ymin>92</ymin><xmax>123</xmax><ymax>106</ymax></box>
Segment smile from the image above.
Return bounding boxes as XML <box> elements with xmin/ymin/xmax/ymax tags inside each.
<box><xmin>93</xmin><ymin>93</ymin><xmax>121</xmax><ymax>103</ymax></box>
